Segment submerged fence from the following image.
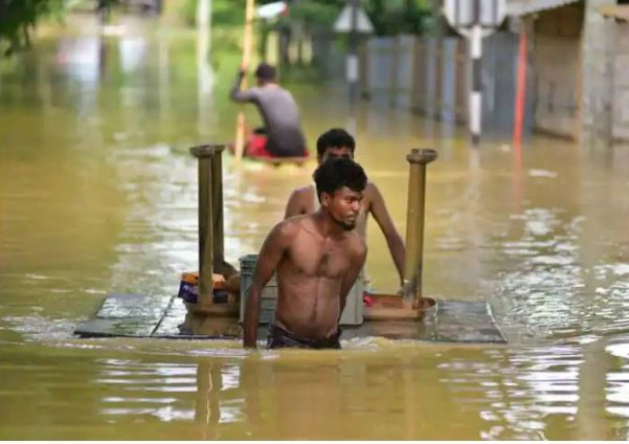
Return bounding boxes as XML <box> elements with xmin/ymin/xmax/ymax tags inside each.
<box><xmin>359</xmin><ymin>36</ymin><xmax>468</xmax><ymax>124</ymax></box>
<box><xmin>357</xmin><ymin>33</ymin><xmax>535</xmax><ymax>139</ymax></box>
<box><xmin>266</xmin><ymin>28</ymin><xmax>540</xmax><ymax>140</ymax></box>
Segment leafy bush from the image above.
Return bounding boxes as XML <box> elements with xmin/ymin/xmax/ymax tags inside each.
<box><xmin>179</xmin><ymin>0</ymin><xmax>248</xmax><ymax>27</ymax></box>
<box><xmin>0</xmin><ymin>0</ymin><xmax>119</xmax><ymax>56</ymax></box>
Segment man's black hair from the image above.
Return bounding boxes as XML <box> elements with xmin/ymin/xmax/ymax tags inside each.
<box><xmin>316</xmin><ymin>128</ymin><xmax>356</xmax><ymax>158</ymax></box>
<box><xmin>254</xmin><ymin>62</ymin><xmax>276</xmax><ymax>82</ymax></box>
<box><xmin>313</xmin><ymin>157</ymin><xmax>367</xmax><ymax>202</ymax></box>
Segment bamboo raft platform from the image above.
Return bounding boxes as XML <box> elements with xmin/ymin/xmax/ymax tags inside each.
<box><xmin>74</xmin><ymin>293</ymin><xmax>505</xmax><ymax>344</ymax></box>
<box><xmin>73</xmin><ymin>144</ymin><xmax>506</xmax><ymax>345</ymax></box>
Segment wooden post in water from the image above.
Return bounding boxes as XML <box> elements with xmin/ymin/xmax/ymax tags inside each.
<box><xmin>403</xmin><ymin>149</ymin><xmax>438</xmax><ymax>307</ymax></box>
<box><xmin>210</xmin><ymin>147</ymin><xmax>237</xmax><ymax>277</ymax></box>
<box><xmin>211</xmin><ymin>148</ymin><xmax>225</xmax><ymax>270</ymax></box>
<box><xmin>191</xmin><ymin>144</ymin><xmax>225</xmax><ymax>305</ymax></box>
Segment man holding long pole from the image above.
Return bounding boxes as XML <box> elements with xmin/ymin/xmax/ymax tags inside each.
<box><xmin>231</xmin><ymin>1</ymin><xmax>307</xmax><ymax>160</ymax></box>
<box><xmin>230</xmin><ymin>62</ymin><xmax>307</xmax><ymax>159</ymax></box>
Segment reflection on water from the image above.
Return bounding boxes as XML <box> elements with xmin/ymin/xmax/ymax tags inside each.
<box><xmin>1</xmin><ymin>16</ymin><xmax>629</xmax><ymax>440</ymax></box>
<box><xmin>1</xmin><ymin>339</ymin><xmax>628</xmax><ymax>440</ymax></box>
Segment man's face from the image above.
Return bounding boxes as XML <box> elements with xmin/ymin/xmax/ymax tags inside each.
<box><xmin>321</xmin><ymin>186</ymin><xmax>363</xmax><ymax>231</ymax></box>
<box><xmin>319</xmin><ymin>146</ymin><xmax>353</xmax><ymax>164</ymax></box>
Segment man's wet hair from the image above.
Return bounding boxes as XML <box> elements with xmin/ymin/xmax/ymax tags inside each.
<box><xmin>313</xmin><ymin>157</ymin><xmax>367</xmax><ymax>202</ymax></box>
<box><xmin>316</xmin><ymin>128</ymin><xmax>356</xmax><ymax>158</ymax></box>
<box><xmin>254</xmin><ymin>62</ymin><xmax>276</xmax><ymax>82</ymax></box>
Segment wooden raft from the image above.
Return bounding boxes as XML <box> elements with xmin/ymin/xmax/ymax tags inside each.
<box><xmin>74</xmin><ymin>294</ymin><xmax>506</xmax><ymax>344</ymax></box>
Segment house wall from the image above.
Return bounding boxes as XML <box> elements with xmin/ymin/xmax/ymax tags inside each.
<box><xmin>581</xmin><ymin>0</ymin><xmax>617</xmax><ymax>146</ymax></box>
<box><xmin>531</xmin><ymin>3</ymin><xmax>584</xmax><ymax>139</ymax></box>
<box><xmin>359</xmin><ymin>32</ymin><xmax>534</xmax><ymax>137</ymax></box>
<box><xmin>613</xmin><ymin>22</ymin><xmax>629</xmax><ymax>141</ymax></box>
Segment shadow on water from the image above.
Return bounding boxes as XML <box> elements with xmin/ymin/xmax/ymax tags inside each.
<box><xmin>1</xmin><ymin>14</ymin><xmax>629</xmax><ymax>439</ymax></box>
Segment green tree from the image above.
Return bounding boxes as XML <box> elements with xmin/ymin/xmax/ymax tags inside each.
<box><xmin>364</xmin><ymin>0</ymin><xmax>431</xmax><ymax>36</ymax></box>
<box><xmin>0</xmin><ymin>0</ymin><xmax>119</xmax><ymax>56</ymax></box>
<box><xmin>1</xmin><ymin>0</ymin><xmax>59</xmax><ymax>55</ymax></box>
<box><xmin>274</xmin><ymin>0</ymin><xmax>431</xmax><ymax>36</ymax></box>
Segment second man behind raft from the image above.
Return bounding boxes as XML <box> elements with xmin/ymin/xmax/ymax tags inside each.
<box><xmin>284</xmin><ymin>128</ymin><xmax>406</xmax><ymax>291</ymax></box>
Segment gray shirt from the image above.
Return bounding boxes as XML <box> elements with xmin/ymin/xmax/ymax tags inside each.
<box><xmin>230</xmin><ymin>73</ymin><xmax>306</xmax><ymax>157</ymax></box>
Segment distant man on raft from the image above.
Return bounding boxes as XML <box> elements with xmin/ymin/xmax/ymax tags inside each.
<box><xmin>230</xmin><ymin>62</ymin><xmax>307</xmax><ymax>159</ymax></box>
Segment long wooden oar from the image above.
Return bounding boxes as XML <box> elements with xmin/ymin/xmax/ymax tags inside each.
<box><xmin>234</xmin><ymin>0</ymin><xmax>256</xmax><ymax>163</ymax></box>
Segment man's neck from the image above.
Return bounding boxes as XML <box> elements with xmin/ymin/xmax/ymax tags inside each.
<box><xmin>312</xmin><ymin>210</ymin><xmax>345</xmax><ymax>239</ymax></box>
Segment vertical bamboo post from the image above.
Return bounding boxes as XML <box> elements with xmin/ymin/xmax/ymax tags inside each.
<box><xmin>190</xmin><ymin>144</ymin><xmax>225</xmax><ymax>305</ymax></box>
<box><xmin>403</xmin><ymin>149</ymin><xmax>438</xmax><ymax>306</ymax></box>
<box><xmin>211</xmin><ymin>146</ymin><xmax>225</xmax><ymax>271</ymax></box>
<box><xmin>234</xmin><ymin>0</ymin><xmax>256</xmax><ymax>162</ymax></box>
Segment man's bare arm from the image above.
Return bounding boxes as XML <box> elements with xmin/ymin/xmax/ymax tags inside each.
<box><xmin>338</xmin><ymin>242</ymin><xmax>368</xmax><ymax>315</ymax></box>
<box><xmin>243</xmin><ymin>222</ymin><xmax>294</xmax><ymax>348</ymax></box>
<box><xmin>283</xmin><ymin>188</ymin><xmax>306</xmax><ymax>220</ymax></box>
<box><xmin>368</xmin><ymin>183</ymin><xmax>406</xmax><ymax>286</ymax></box>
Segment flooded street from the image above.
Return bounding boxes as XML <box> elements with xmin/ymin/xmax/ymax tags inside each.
<box><xmin>2</xmin><ymin>17</ymin><xmax>629</xmax><ymax>439</ymax></box>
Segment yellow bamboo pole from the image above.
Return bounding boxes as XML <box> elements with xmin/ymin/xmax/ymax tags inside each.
<box><xmin>190</xmin><ymin>144</ymin><xmax>226</xmax><ymax>306</ymax></box>
<box><xmin>402</xmin><ymin>148</ymin><xmax>438</xmax><ymax>307</ymax></box>
<box><xmin>234</xmin><ymin>0</ymin><xmax>256</xmax><ymax>162</ymax></box>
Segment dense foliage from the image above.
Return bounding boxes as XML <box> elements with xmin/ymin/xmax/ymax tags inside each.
<box><xmin>180</xmin><ymin>0</ymin><xmax>431</xmax><ymax>36</ymax></box>
<box><xmin>0</xmin><ymin>0</ymin><xmax>431</xmax><ymax>56</ymax></box>
<box><xmin>280</xmin><ymin>0</ymin><xmax>431</xmax><ymax>36</ymax></box>
<box><xmin>0</xmin><ymin>0</ymin><xmax>119</xmax><ymax>55</ymax></box>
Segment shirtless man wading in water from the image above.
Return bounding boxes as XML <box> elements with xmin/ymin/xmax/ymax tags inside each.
<box><xmin>243</xmin><ymin>158</ymin><xmax>368</xmax><ymax>349</ymax></box>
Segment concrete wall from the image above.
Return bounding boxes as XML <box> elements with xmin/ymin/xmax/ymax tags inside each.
<box><xmin>613</xmin><ymin>22</ymin><xmax>629</xmax><ymax>141</ymax></box>
<box><xmin>581</xmin><ymin>0</ymin><xmax>617</xmax><ymax>146</ymax></box>
<box><xmin>360</xmin><ymin>33</ymin><xmax>534</xmax><ymax>138</ymax></box>
<box><xmin>531</xmin><ymin>3</ymin><xmax>583</xmax><ymax>139</ymax></box>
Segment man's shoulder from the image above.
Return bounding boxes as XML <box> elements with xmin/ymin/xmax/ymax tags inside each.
<box><xmin>272</xmin><ymin>85</ymin><xmax>297</xmax><ymax>102</ymax></box>
<box><xmin>364</xmin><ymin>181</ymin><xmax>380</xmax><ymax>197</ymax></box>
<box><xmin>364</xmin><ymin>181</ymin><xmax>389</xmax><ymax>208</ymax></box>
<box><xmin>278</xmin><ymin>215</ymin><xmax>302</xmax><ymax>227</ymax></box>
<box><xmin>277</xmin><ymin>214</ymin><xmax>311</xmax><ymax>234</ymax></box>
<box><xmin>259</xmin><ymin>84</ymin><xmax>289</xmax><ymax>95</ymax></box>
<box><xmin>344</xmin><ymin>230</ymin><xmax>367</xmax><ymax>256</ymax></box>
<box><xmin>358</xmin><ymin>181</ymin><xmax>378</xmax><ymax>207</ymax></box>
<box><xmin>270</xmin><ymin>217</ymin><xmax>303</xmax><ymax>241</ymax></box>
<box><xmin>245</xmin><ymin>87</ymin><xmax>263</xmax><ymax>97</ymax></box>
<box><xmin>272</xmin><ymin>84</ymin><xmax>291</xmax><ymax>94</ymax></box>
<box><xmin>288</xmin><ymin>184</ymin><xmax>315</xmax><ymax>203</ymax></box>
<box><xmin>292</xmin><ymin>184</ymin><xmax>314</xmax><ymax>196</ymax></box>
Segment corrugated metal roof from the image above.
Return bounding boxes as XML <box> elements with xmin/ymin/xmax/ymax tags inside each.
<box><xmin>598</xmin><ymin>5</ymin><xmax>629</xmax><ymax>21</ymax></box>
<box><xmin>507</xmin><ymin>0</ymin><xmax>581</xmax><ymax>16</ymax></box>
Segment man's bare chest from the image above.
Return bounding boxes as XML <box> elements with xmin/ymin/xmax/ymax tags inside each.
<box><xmin>284</xmin><ymin>238</ymin><xmax>351</xmax><ymax>279</ymax></box>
